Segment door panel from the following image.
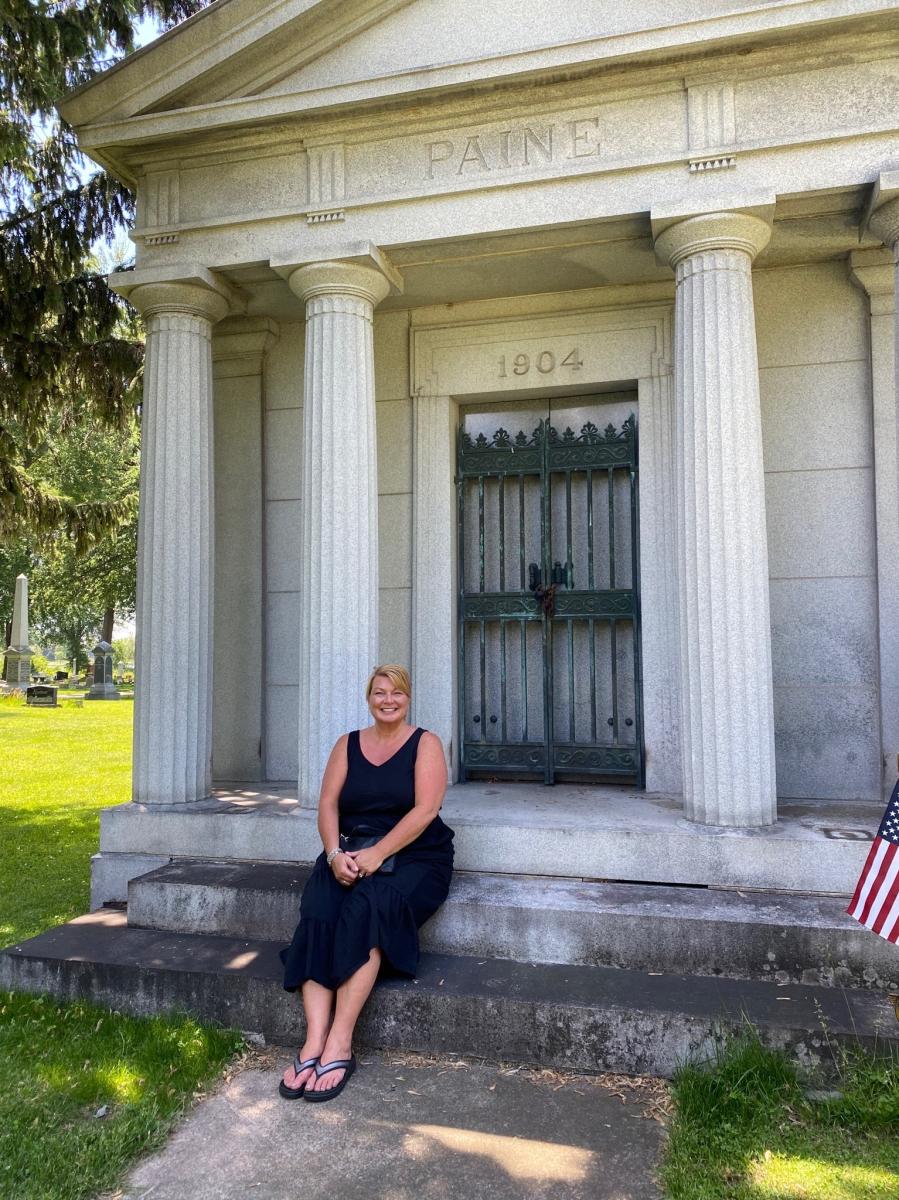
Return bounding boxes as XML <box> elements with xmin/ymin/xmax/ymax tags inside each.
<box><xmin>458</xmin><ymin>397</ymin><xmax>642</xmax><ymax>784</ymax></box>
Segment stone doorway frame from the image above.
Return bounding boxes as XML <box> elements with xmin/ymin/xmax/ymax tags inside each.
<box><xmin>409</xmin><ymin>301</ymin><xmax>682</xmax><ymax>792</ymax></box>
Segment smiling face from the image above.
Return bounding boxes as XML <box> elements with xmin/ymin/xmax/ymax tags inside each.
<box><xmin>367</xmin><ymin>675</ymin><xmax>411</xmax><ymax>728</ymax></box>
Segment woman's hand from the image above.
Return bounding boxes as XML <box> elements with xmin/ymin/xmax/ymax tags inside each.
<box><xmin>330</xmin><ymin>851</ymin><xmax>360</xmax><ymax>887</ymax></box>
<box><xmin>345</xmin><ymin>846</ymin><xmax>384</xmax><ymax>879</ymax></box>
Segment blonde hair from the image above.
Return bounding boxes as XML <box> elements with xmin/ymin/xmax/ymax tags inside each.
<box><xmin>366</xmin><ymin>664</ymin><xmax>412</xmax><ymax>699</ymax></box>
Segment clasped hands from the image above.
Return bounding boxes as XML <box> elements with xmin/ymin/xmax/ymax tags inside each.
<box><xmin>330</xmin><ymin>845</ymin><xmax>385</xmax><ymax>886</ymax></box>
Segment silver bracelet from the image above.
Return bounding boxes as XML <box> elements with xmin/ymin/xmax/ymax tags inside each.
<box><xmin>326</xmin><ymin>847</ymin><xmax>344</xmax><ymax>866</ymax></box>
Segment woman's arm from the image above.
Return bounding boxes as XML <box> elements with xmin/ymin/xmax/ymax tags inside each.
<box><xmin>318</xmin><ymin>734</ymin><xmax>358</xmax><ymax>885</ymax></box>
<box><xmin>346</xmin><ymin>732</ymin><xmax>447</xmax><ymax>874</ymax></box>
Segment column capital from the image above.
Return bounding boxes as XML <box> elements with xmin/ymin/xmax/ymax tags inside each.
<box><xmin>108</xmin><ymin>264</ymin><xmax>243</xmax><ymax>324</ymax></box>
<box><xmin>272</xmin><ymin>241</ymin><xmax>402</xmax><ymax>308</ymax></box>
<box><xmin>653</xmin><ymin>210</ymin><xmax>772</xmax><ymax>269</ymax></box>
<box><xmin>286</xmin><ymin>260</ymin><xmax>392</xmax><ymax>309</ymax></box>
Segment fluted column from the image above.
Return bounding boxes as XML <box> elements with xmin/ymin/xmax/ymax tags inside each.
<box><xmin>286</xmin><ymin>261</ymin><xmax>392</xmax><ymax>806</ymax></box>
<box><xmin>654</xmin><ymin>211</ymin><xmax>776</xmax><ymax>826</ymax></box>
<box><xmin>125</xmin><ymin>279</ymin><xmax>230</xmax><ymax>804</ymax></box>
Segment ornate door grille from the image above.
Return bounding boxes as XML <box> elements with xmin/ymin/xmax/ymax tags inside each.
<box><xmin>456</xmin><ymin>413</ymin><xmax>643</xmax><ymax>784</ymax></box>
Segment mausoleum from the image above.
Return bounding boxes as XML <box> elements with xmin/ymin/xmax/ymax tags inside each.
<box><xmin>59</xmin><ymin>0</ymin><xmax>899</xmax><ymax>901</ymax></box>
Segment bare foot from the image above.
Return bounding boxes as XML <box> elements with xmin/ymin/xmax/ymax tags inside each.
<box><xmin>307</xmin><ymin>1034</ymin><xmax>353</xmax><ymax>1092</ymax></box>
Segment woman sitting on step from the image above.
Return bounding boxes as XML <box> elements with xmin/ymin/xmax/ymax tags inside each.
<box><xmin>279</xmin><ymin>664</ymin><xmax>455</xmax><ymax>1103</ymax></box>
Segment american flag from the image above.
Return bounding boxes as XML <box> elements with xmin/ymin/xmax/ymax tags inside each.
<box><xmin>848</xmin><ymin>778</ymin><xmax>899</xmax><ymax>943</ymax></box>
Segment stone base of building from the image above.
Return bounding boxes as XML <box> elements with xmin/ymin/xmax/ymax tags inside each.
<box><xmin>3</xmin><ymin>858</ymin><xmax>896</xmax><ymax>1080</ymax></box>
<box><xmin>89</xmin><ymin>782</ymin><xmax>878</xmax><ymax>906</ymax></box>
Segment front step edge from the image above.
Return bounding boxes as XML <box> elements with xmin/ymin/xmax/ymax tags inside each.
<box><xmin>2</xmin><ymin>910</ymin><xmax>897</xmax><ymax>1080</ymax></box>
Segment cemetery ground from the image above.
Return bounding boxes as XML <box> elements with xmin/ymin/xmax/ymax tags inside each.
<box><xmin>0</xmin><ymin>695</ymin><xmax>244</xmax><ymax>1200</ymax></box>
<box><xmin>0</xmin><ymin>694</ymin><xmax>898</xmax><ymax>1198</ymax></box>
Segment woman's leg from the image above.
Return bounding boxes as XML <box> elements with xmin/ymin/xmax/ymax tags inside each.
<box><xmin>307</xmin><ymin>947</ymin><xmax>381</xmax><ymax>1092</ymax></box>
<box><xmin>281</xmin><ymin>979</ymin><xmax>333</xmax><ymax>1089</ymax></box>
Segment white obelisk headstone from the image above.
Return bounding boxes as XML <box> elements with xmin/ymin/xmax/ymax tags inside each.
<box><xmin>4</xmin><ymin>574</ymin><xmax>31</xmax><ymax>688</ymax></box>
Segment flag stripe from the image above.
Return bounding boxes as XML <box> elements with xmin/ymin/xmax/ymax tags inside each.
<box><xmin>858</xmin><ymin>841</ymin><xmax>897</xmax><ymax>925</ymax></box>
<box><xmin>871</xmin><ymin>857</ymin><xmax>899</xmax><ymax>935</ymax></box>
<box><xmin>848</xmin><ymin>839</ymin><xmax>885</xmax><ymax>917</ymax></box>
<box><xmin>877</xmin><ymin>893</ymin><xmax>899</xmax><ymax>944</ymax></box>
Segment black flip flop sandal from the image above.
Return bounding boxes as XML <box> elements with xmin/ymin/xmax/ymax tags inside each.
<box><xmin>303</xmin><ymin>1055</ymin><xmax>357</xmax><ymax>1103</ymax></box>
<box><xmin>278</xmin><ymin>1053</ymin><xmax>319</xmax><ymax>1099</ymax></box>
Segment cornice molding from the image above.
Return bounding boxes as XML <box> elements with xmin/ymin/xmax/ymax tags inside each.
<box><xmin>64</xmin><ymin>3</ymin><xmax>899</xmax><ymax>157</ymax></box>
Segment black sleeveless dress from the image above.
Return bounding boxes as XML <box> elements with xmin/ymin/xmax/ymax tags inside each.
<box><xmin>280</xmin><ymin>727</ymin><xmax>454</xmax><ymax>991</ymax></box>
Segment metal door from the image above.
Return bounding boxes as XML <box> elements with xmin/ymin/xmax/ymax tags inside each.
<box><xmin>457</xmin><ymin>401</ymin><xmax>643</xmax><ymax>784</ymax></box>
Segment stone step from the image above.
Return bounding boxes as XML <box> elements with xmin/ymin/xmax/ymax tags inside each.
<box><xmin>2</xmin><ymin>909</ymin><xmax>896</xmax><ymax>1079</ymax></box>
<box><xmin>125</xmin><ymin>859</ymin><xmax>899</xmax><ymax>991</ymax></box>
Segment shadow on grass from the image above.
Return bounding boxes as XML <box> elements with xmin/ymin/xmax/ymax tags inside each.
<box><xmin>0</xmin><ymin>990</ymin><xmax>243</xmax><ymax>1200</ymax></box>
<box><xmin>661</xmin><ymin>1032</ymin><xmax>899</xmax><ymax>1200</ymax></box>
<box><xmin>0</xmin><ymin>799</ymin><xmax>109</xmax><ymax>947</ymax></box>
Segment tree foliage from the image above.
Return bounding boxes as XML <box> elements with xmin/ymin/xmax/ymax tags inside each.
<box><xmin>0</xmin><ymin>0</ymin><xmax>210</xmax><ymax>539</ymax></box>
<box><xmin>2</xmin><ymin>411</ymin><xmax>139</xmax><ymax>671</ymax></box>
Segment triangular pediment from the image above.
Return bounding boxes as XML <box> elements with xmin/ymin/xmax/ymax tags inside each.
<box><xmin>61</xmin><ymin>0</ymin><xmax>879</xmax><ymax>137</ymax></box>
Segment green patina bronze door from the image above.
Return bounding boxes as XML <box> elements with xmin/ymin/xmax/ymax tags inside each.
<box><xmin>456</xmin><ymin>396</ymin><xmax>643</xmax><ymax>785</ymax></box>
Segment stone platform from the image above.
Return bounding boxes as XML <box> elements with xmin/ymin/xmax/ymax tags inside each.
<box><xmin>91</xmin><ymin>781</ymin><xmax>880</xmax><ymax>907</ymax></box>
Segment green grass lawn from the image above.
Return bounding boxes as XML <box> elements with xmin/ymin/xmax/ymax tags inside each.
<box><xmin>0</xmin><ymin>693</ymin><xmax>133</xmax><ymax>947</ymax></box>
<box><xmin>0</xmin><ymin>694</ymin><xmax>246</xmax><ymax>1200</ymax></box>
<box><xmin>0</xmin><ymin>991</ymin><xmax>243</xmax><ymax>1200</ymax></box>
<box><xmin>662</xmin><ymin>1034</ymin><xmax>899</xmax><ymax>1199</ymax></box>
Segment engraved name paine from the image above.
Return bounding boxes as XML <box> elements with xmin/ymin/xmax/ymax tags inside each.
<box><xmin>426</xmin><ymin>118</ymin><xmax>601</xmax><ymax>179</ymax></box>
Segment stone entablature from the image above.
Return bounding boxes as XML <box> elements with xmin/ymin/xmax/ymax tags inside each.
<box><xmin>68</xmin><ymin>22</ymin><xmax>897</xmax><ymax>262</ymax></box>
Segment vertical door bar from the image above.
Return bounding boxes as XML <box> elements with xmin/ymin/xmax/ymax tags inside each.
<box><xmin>565</xmin><ymin>470</ymin><xmax>573</xmax><ymax>583</ymax></box>
<box><xmin>518</xmin><ymin>474</ymin><xmax>526</xmax><ymax>590</ymax></box>
<box><xmin>500</xmin><ymin>621</ymin><xmax>508</xmax><ymax>742</ymax></box>
<box><xmin>589</xmin><ymin>616</ymin><xmax>597</xmax><ymax>741</ymax></box>
<box><xmin>568</xmin><ymin>619</ymin><xmax>575</xmax><ymax>742</ymax></box>
<box><xmin>478</xmin><ymin>477</ymin><xmax>485</xmax><ymax>593</ymax></box>
<box><xmin>610</xmin><ymin>618</ymin><xmax>619</xmax><ymax>741</ymax></box>
<box><xmin>478</xmin><ymin>621</ymin><xmax>487</xmax><ymax>742</ymax></box>
<box><xmin>541</xmin><ymin>422</ymin><xmax>554</xmax><ymax>784</ymax></box>
<box><xmin>520</xmin><ymin>618</ymin><xmax>528</xmax><ymax>741</ymax></box>
<box><xmin>607</xmin><ymin>466</ymin><xmax>616</xmax><ymax>589</ymax></box>
<box><xmin>498</xmin><ymin>477</ymin><xmax>505</xmax><ymax>592</ymax></box>
<box><xmin>586</xmin><ymin>469</ymin><xmax>594</xmax><ymax>589</ymax></box>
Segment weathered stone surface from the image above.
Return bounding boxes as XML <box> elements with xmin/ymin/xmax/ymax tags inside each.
<box><xmin>118</xmin><ymin>1050</ymin><xmax>666</xmax><ymax>1200</ymax></box>
<box><xmin>93</xmin><ymin>784</ymin><xmax>880</xmax><ymax>899</ymax></box>
<box><xmin>126</xmin><ymin>859</ymin><xmax>899</xmax><ymax>991</ymax></box>
<box><xmin>2</xmin><ymin>911</ymin><xmax>896</xmax><ymax>1079</ymax></box>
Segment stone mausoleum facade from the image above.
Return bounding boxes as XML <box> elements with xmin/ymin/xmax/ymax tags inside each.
<box><xmin>61</xmin><ymin>0</ymin><xmax>899</xmax><ymax>900</ymax></box>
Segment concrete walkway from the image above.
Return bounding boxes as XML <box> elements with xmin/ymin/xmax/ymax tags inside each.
<box><xmin>115</xmin><ymin>1049</ymin><xmax>669</xmax><ymax>1200</ymax></box>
